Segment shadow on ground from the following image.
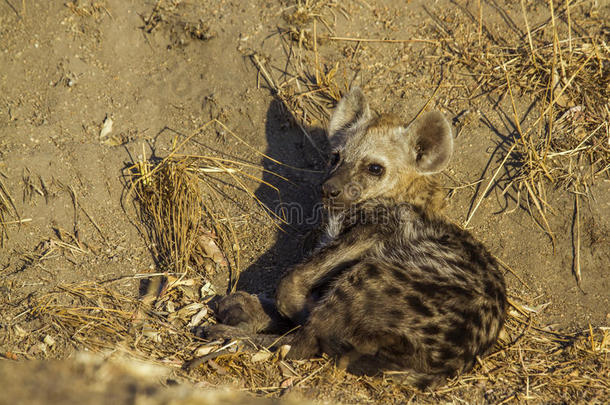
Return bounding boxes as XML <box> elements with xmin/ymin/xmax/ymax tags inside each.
<box><xmin>235</xmin><ymin>98</ymin><xmax>328</xmax><ymax>296</ymax></box>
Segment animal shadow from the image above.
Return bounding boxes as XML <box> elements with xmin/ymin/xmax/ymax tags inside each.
<box><xmin>234</xmin><ymin>97</ymin><xmax>328</xmax><ymax>296</ymax></box>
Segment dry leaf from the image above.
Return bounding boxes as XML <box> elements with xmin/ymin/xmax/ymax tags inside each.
<box><xmin>188</xmin><ymin>307</ymin><xmax>209</xmax><ymax>327</ymax></box>
<box><xmin>251</xmin><ymin>350</ymin><xmax>272</xmax><ymax>363</ymax></box>
<box><xmin>194</xmin><ymin>344</ymin><xmax>217</xmax><ymax>357</ymax></box>
<box><xmin>278</xmin><ymin>344</ymin><xmax>291</xmax><ymax>360</ymax></box>
<box><xmin>197</xmin><ymin>228</ymin><xmax>228</xmax><ymax>267</ymax></box>
<box><xmin>168</xmin><ymin>302</ymin><xmax>204</xmax><ymax>322</ymax></box>
<box><xmin>99</xmin><ymin>116</ymin><xmax>113</xmax><ymax>139</ymax></box>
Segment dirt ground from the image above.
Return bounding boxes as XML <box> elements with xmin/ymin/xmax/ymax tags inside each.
<box><xmin>0</xmin><ymin>0</ymin><xmax>608</xmax><ymax>403</ymax></box>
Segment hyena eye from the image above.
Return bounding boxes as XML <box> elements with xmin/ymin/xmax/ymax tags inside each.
<box><xmin>367</xmin><ymin>163</ymin><xmax>384</xmax><ymax>176</ymax></box>
<box><xmin>330</xmin><ymin>152</ymin><xmax>341</xmax><ymax>168</ymax></box>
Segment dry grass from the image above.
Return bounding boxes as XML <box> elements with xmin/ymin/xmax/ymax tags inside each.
<box><xmin>24</xmin><ymin>279</ymin><xmax>609</xmax><ymax>403</ymax></box>
<box><xmin>0</xmin><ymin>171</ymin><xmax>21</xmax><ymax>247</ymax></box>
<box><xmin>245</xmin><ymin>0</ymin><xmax>356</xmax><ymax>158</ymax></box>
<box><xmin>269</xmin><ymin>0</ymin><xmax>608</xmax><ymax>284</ymax></box>
<box><xmin>261</xmin><ymin>2</ymin><xmax>609</xmax><ymax>236</ymax></box>
<box><xmin>6</xmin><ymin>1</ymin><xmax>609</xmax><ymax>404</ymax></box>
<box><xmin>25</xmin><ymin>27</ymin><xmax>608</xmax><ymax>403</ymax></box>
<box><xmin>126</xmin><ymin>120</ymin><xmax>297</xmax><ymax>291</ymax></box>
<box><xmin>140</xmin><ymin>0</ymin><xmax>216</xmax><ymax>43</ymax></box>
<box><xmin>23</xmin><ymin>148</ymin><xmax>610</xmax><ymax>403</ymax></box>
<box><xmin>65</xmin><ymin>0</ymin><xmax>109</xmax><ymax>19</ymax></box>
<box><xmin>432</xmin><ymin>1</ymin><xmax>609</xmax><ymax>244</ymax></box>
<box><xmin>129</xmin><ymin>156</ymin><xmax>206</xmax><ymax>276</ymax></box>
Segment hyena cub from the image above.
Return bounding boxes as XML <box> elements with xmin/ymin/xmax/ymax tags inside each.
<box><xmin>204</xmin><ymin>88</ymin><xmax>506</xmax><ymax>389</ymax></box>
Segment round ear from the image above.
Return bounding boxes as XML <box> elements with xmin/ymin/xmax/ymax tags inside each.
<box><xmin>328</xmin><ymin>87</ymin><xmax>372</xmax><ymax>140</ymax></box>
<box><xmin>407</xmin><ymin>111</ymin><xmax>453</xmax><ymax>174</ymax></box>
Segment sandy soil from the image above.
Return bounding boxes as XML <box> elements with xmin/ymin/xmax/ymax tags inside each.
<box><xmin>0</xmin><ymin>0</ymin><xmax>608</xmax><ymax>403</ymax></box>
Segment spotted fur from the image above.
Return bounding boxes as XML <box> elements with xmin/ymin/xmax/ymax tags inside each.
<box><xmin>205</xmin><ymin>88</ymin><xmax>506</xmax><ymax>389</ymax></box>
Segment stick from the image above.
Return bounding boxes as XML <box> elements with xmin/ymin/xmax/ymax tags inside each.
<box><xmin>0</xmin><ymin>218</ymin><xmax>32</xmax><ymax>225</ymax></box>
<box><xmin>464</xmin><ymin>143</ymin><xmax>516</xmax><ymax>228</ymax></box>
<box><xmin>250</xmin><ymin>55</ymin><xmax>324</xmax><ymax>157</ymax></box>
<box><xmin>520</xmin><ymin>0</ymin><xmax>536</xmax><ymax>64</ymax></box>
<box><xmin>313</xmin><ymin>19</ymin><xmax>319</xmax><ymax>86</ymax></box>
<box><xmin>477</xmin><ymin>0</ymin><xmax>482</xmax><ymax>46</ymax></box>
<box><xmin>326</xmin><ymin>36</ymin><xmax>438</xmax><ymax>45</ymax></box>
<box><xmin>574</xmin><ymin>192</ymin><xmax>581</xmax><ymax>285</ymax></box>
<box><xmin>406</xmin><ymin>77</ymin><xmax>443</xmax><ymax>128</ymax></box>
<box><xmin>494</xmin><ymin>255</ymin><xmax>530</xmax><ymax>289</ymax></box>
<box><xmin>2</xmin><ymin>0</ymin><xmax>21</xmax><ymax>18</ymax></box>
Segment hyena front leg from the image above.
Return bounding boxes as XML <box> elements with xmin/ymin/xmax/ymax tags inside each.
<box><xmin>206</xmin><ymin>291</ymin><xmax>287</xmax><ymax>330</ymax></box>
<box><xmin>275</xmin><ymin>234</ymin><xmax>376</xmax><ymax>325</ymax></box>
<box><xmin>216</xmin><ymin>291</ymin><xmax>286</xmax><ymax>332</ymax></box>
<box><xmin>202</xmin><ymin>291</ymin><xmax>290</xmax><ymax>342</ymax></box>
<box><xmin>203</xmin><ymin>324</ymin><xmax>291</xmax><ymax>348</ymax></box>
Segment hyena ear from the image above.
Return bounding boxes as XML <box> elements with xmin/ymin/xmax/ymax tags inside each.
<box><xmin>407</xmin><ymin>111</ymin><xmax>453</xmax><ymax>174</ymax></box>
<box><xmin>328</xmin><ymin>87</ymin><xmax>372</xmax><ymax>140</ymax></box>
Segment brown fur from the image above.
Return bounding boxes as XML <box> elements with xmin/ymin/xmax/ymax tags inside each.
<box><xmin>386</xmin><ymin>174</ymin><xmax>446</xmax><ymax>218</ymax></box>
<box><xmin>367</xmin><ymin>112</ymin><xmax>402</xmax><ymax>129</ymax></box>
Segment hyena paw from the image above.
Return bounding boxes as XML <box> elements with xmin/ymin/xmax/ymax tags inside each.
<box><xmin>215</xmin><ymin>291</ymin><xmax>264</xmax><ymax>332</ymax></box>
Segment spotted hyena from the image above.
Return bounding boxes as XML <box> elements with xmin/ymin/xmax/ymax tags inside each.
<box><xmin>204</xmin><ymin>88</ymin><xmax>507</xmax><ymax>389</ymax></box>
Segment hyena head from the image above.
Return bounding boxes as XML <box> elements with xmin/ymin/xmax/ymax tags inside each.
<box><xmin>322</xmin><ymin>88</ymin><xmax>453</xmax><ymax>210</ymax></box>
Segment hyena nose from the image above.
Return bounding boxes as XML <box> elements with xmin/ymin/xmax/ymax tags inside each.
<box><xmin>322</xmin><ymin>181</ymin><xmax>341</xmax><ymax>198</ymax></box>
